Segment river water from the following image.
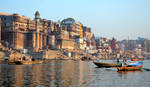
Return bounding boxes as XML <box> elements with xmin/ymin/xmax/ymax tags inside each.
<box><xmin>0</xmin><ymin>60</ymin><xmax>150</xmax><ymax>87</ymax></box>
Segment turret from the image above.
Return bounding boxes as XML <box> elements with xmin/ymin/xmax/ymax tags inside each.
<box><xmin>0</xmin><ymin>18</ymin><xmax>1</xmax><ymax>43</ymax></box>
<box><xmin>35</xmin><ymin>11</ymin><xmax>40</xmax><ymax>19</ymax></box>
<box><xmin>35</xmin><ymin>11</ymin><xmax>40</xmax><ymax>32</ymax></box>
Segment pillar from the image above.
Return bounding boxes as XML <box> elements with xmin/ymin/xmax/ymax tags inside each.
<box><xmin>0</xmin><ymin>18</ymin><xmax>1</xmax><ymax>44</ymax></box>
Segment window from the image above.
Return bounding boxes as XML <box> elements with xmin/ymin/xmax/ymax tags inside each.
<box><xmin>4</xmin><ymin>17</ymin><xmax>6</xmax><ymax>20</ymax></box>
<box><xmin>4</xmin><ymin>23</ymin><xmax>6</xmax><ymax>26</ymax></box>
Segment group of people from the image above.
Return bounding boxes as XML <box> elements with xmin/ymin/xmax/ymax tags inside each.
<box><xmin>18</xmin><ymin>56</ymin><xmax>35</xmax><ymax>61</ymax></box>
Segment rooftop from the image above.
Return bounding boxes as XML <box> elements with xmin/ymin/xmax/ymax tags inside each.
<box><xmin>0</xmin><ymin>12</ymin><xmax>11</xmax><ymax>16</ymax></box>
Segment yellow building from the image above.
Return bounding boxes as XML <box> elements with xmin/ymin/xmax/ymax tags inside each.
<box><xmin>61</xmin><ymin>18</ymin><xmax>83</xmax><ymax>39</ymax></box>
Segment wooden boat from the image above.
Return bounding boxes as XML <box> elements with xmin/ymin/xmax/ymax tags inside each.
<box><xmin>117</xmin><ymin>65</ymin><xmax>142</xmax><ymax>71</ymax></box>
<box><xmin>117</xmin><ymin>61</ymin><xmax>143</xmax><ymax>71</ymax></box>
<box><xmin>93</xmin><ymin>62</ymin><xmax>118</xmax><ymax>68</ymax></box>
<box><xmin>8</xmin><ymin>60</ymin><xmax>43</xmax><ymax>65</ymax></box>
<box><xmin>8</xmin><ymin>61</ymin><xmax>22</xmax><ymax>65</ymax></box>
<box><xmin>20</xmin><ymin>60</ymin><xmax>43</xmax><ymax>64</ymax></box>
<box><xmin>81</xmin><ymin>56</ymin><xmax>92</xmax><ymax>61</ymax></box>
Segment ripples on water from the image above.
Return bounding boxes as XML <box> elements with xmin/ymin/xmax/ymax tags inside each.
<box><xmin>0</xmin><ymin>60</ymin><xmax>150</xmax><ymax>87</ymax></box>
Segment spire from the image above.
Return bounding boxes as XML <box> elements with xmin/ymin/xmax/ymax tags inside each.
<box><xmin>35</xmin><ymin>11</ymin><xmax>40</xmax><ymax>16</ymax></box>
<box><xmin>111</xmin><ymin>37</ymin><xmax>117</xmax><ymax>50</ymax></box>
<box><xmin>35</xmin><ymin>11</ymin><xmax>40</xmax><ymax>19</ymax></box>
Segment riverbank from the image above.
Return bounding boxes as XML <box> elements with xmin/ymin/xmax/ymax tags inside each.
<box><xmin>0</xmin><ymin>45</ymin><xmax>95</xmax><ymax>61</ymax></box>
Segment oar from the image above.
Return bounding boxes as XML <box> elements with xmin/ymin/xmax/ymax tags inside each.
<box><xmin>142</xmin><ymin>68</ymin><xmax>150</xmax><ymax>71</ymax></box>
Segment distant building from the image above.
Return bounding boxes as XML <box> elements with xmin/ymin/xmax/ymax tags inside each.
<box><xmin>96</xmin><ymin>37</ymin><xmax>111</xmax><ymax>53</ymax></box>
<box><xmin>56</xmin><ymin>29</ymin><xmax>75</xmax><ymax>49</ymax></box>
<box><xmin>110</xmin><ymin>38</ymin><xmax>117</xmax><ymax>51</ymax></box>
<box><xmin>83</xmin><ymin>26</ymin><xmax>92</xmax><ymax>40</ymax></box>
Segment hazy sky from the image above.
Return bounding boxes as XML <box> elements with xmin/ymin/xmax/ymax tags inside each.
<box><xmin>0</xmin><ymin>0</ymin><xmax>150</xmax><ymax>40</ymax></box>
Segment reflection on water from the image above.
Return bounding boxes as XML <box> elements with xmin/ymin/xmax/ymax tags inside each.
<box><xmin>0</xmin><ymin>60</ymin><xmax>150</xmax><ymax>87</ymax></box>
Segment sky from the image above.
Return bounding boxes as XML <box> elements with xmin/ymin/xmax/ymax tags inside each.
<box><xmin>0</xmin><ymin>0</ymin><xmax>150</xmax><ymax>40</ymax></box>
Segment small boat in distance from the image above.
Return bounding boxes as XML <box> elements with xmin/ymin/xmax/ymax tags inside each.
<box><xmin>8</xmin><ymin>60</ymin><xmax>43</xmax><ymax>65</ymax></box>
<box><xmin>131</xmin><ymin>55</ymin><xmax>144</xmax><ymax>61</ymax></box>
<box><xmin>8</xmin><ymin>56</ymin><xmax>43</xmax><ymax>65</ymax></box>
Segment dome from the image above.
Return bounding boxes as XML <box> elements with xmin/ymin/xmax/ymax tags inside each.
<box><xmin>61</xmin><ymin>18</ymin><xmax>81</xmax><ymax>25</ymax></box>
<box><xmin>13</xmin><ymin>13</ymin><xmax>20</xmax><ymax>16</ymax></box>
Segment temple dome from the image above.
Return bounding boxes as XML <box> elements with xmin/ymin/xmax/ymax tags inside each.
<box><xmin>61</xmin><ymin>18</ymin><xmax>81</xmax><ymax>25</ymax></box>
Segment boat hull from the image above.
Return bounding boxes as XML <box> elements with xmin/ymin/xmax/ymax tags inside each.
<box><xmin>117</xmin><ymin>65</ymin><xmax>142</xmax><ymax>71</ymax></box>
<box><xmin>20</xmin><ymin>61</ymin><xmax>43</xmax><ymax>64</ymax></box>
<box><xmin>131</xmin><ymin>58</ymin><xmax>144</xmax><ymax>61</ymax></box>
<box><xmin>93</xmin><ymin>62</ymin><xmax>118</xmax><ymax>68</ymax></box>
<box><xmin>8</xmin><ymin>61</ymin><xmax>22</xmax><ymax>65</ymax></box>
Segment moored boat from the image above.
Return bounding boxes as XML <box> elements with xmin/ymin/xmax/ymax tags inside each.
<box><xmin>8</xmin><ymin>61</ymin><xmax>22</xmax><ymax>65</ymax></box>
<box><xmin>20</xmin><ymin>60</ymin><xmax>43</xmax><ymax>64</ymax></box>
<box><xmin>93</xmin><ymin>62</ymin><xmax>118</xmax><ymax>68</ymax></box>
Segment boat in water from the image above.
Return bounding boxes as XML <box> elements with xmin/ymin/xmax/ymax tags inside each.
<box><xmin>8</xmin><ymin>60</ymin><xmax>43</xmax><ymax>65</ymax></box>
<box><xmin>93</xmin><ymin>62</ymin><xmax>118</xmax><ymax>68</ymax></box>
<box><xmin>131</xmin><ymin>55</ymin><xmax>144</xmax><ymax>61</ymax></box>
<box><xmin>117</xmin><ymin>61</ymin><xmax>143</xmax><ymax>71</ymax></box>
<box><xmin>81</xmin><ymin>56</ymin><xmax>92</xmax><ymax>61</ymax></box>
<box><xmin>131</xmin><ymin>58</ymin><xmax>144</xmax><ymax>61</ymax></box>
<box><xmin>8</xmin><ymin>56</ymin><xmax>43</xmax><ymax>65</ymax></box>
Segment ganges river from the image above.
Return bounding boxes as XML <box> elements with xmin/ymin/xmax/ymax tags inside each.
<box><xmin>0</xmin><ymin>60</ymin><xmax>150</xmax><ymax>87</ymax></box>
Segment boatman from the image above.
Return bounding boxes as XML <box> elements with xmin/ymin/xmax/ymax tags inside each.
<box><xmin>117</xmin><ymin>58</ymin><xmax>119</xmax><ymax>64</ymax></box>
<box><xmin>122</xmin><ymin>58</ymin><xmax>127</xmax><ymax>67</ymax></box>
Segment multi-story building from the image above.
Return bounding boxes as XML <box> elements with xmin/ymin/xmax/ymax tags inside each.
<box><xmin>82</xmin><ymin>26</ymin><xmax>91</xmax><ymax>40</ymax></box>
<box><xmin>61</xmin><ymin>18</ymin><xmax>86</xmax><ymax>50</ymax></box>
<box><xmin>0</xmin><ymin>11</ymin><xmax>50</xmax><ymax>51</ymax></box>
<box><xmin>61</xmin><ymin>18</ymin><xmax>83</xmax><ymax>39</ymax></box>
<box><xmin>96</xmin><ymin>37</ymin><xmax>111</xmax><ymax>52</ymax></box>
<box><xmin>110</xmin><ymin>38</ymin><xmax>117</xmax><ymax>51</ymax></box>
<box><xmin>56</xmin><ymin>29</ymin><xmax>75</xmax><ymax>50</ymax></box>
<box><xmin>0</xmin><ymin>12</ymin><xmax>92</xmax><ymax>51</ymax></box>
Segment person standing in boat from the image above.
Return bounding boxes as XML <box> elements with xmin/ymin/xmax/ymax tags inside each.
<box><xmin>117</xmin><ymin>58</ymin><xmax>119</xmax><ymax>64</ymax></box>
<box><xmin>122</xmin><ymin>58</ymin><xmax>127</xmax><ymax>67</ymax></box>
<box><xmin>29</xmin><ymin>56</ymin><xmax>32</xmax><ymax>61</ymax></box>
<box><xmin>117</xmin><ymin>58</ymin><xmax>123</xmax><ymax>67</ymax></box>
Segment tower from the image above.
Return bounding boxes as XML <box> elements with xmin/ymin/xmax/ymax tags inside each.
<box><xmin>34</xmin><ymin>11</ymin><xmax>41</xmax><ymax>51</ymax></box>
<box><xmin>35</xmin><ymin>11</ymin><xmax>40</xmax><ymax>20</ymax></box>
<box><xmin>0</xmin><ymin>18</ymin><xmax>1</xmax><ymax>44</ymax></box>
<box><xmin>35</xmin><ymin>11</ymin><xmax>40</xmax><ymax>32</ymax></box>
<box><xmin>144</xmin><ymin>39</ymin><xmax>147</xmax><ymax>53</ymax></box>
<box><xmin>111</xmin><ymin>37</ymin><xmax>117</xmax><ymax>51</ymax></box>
